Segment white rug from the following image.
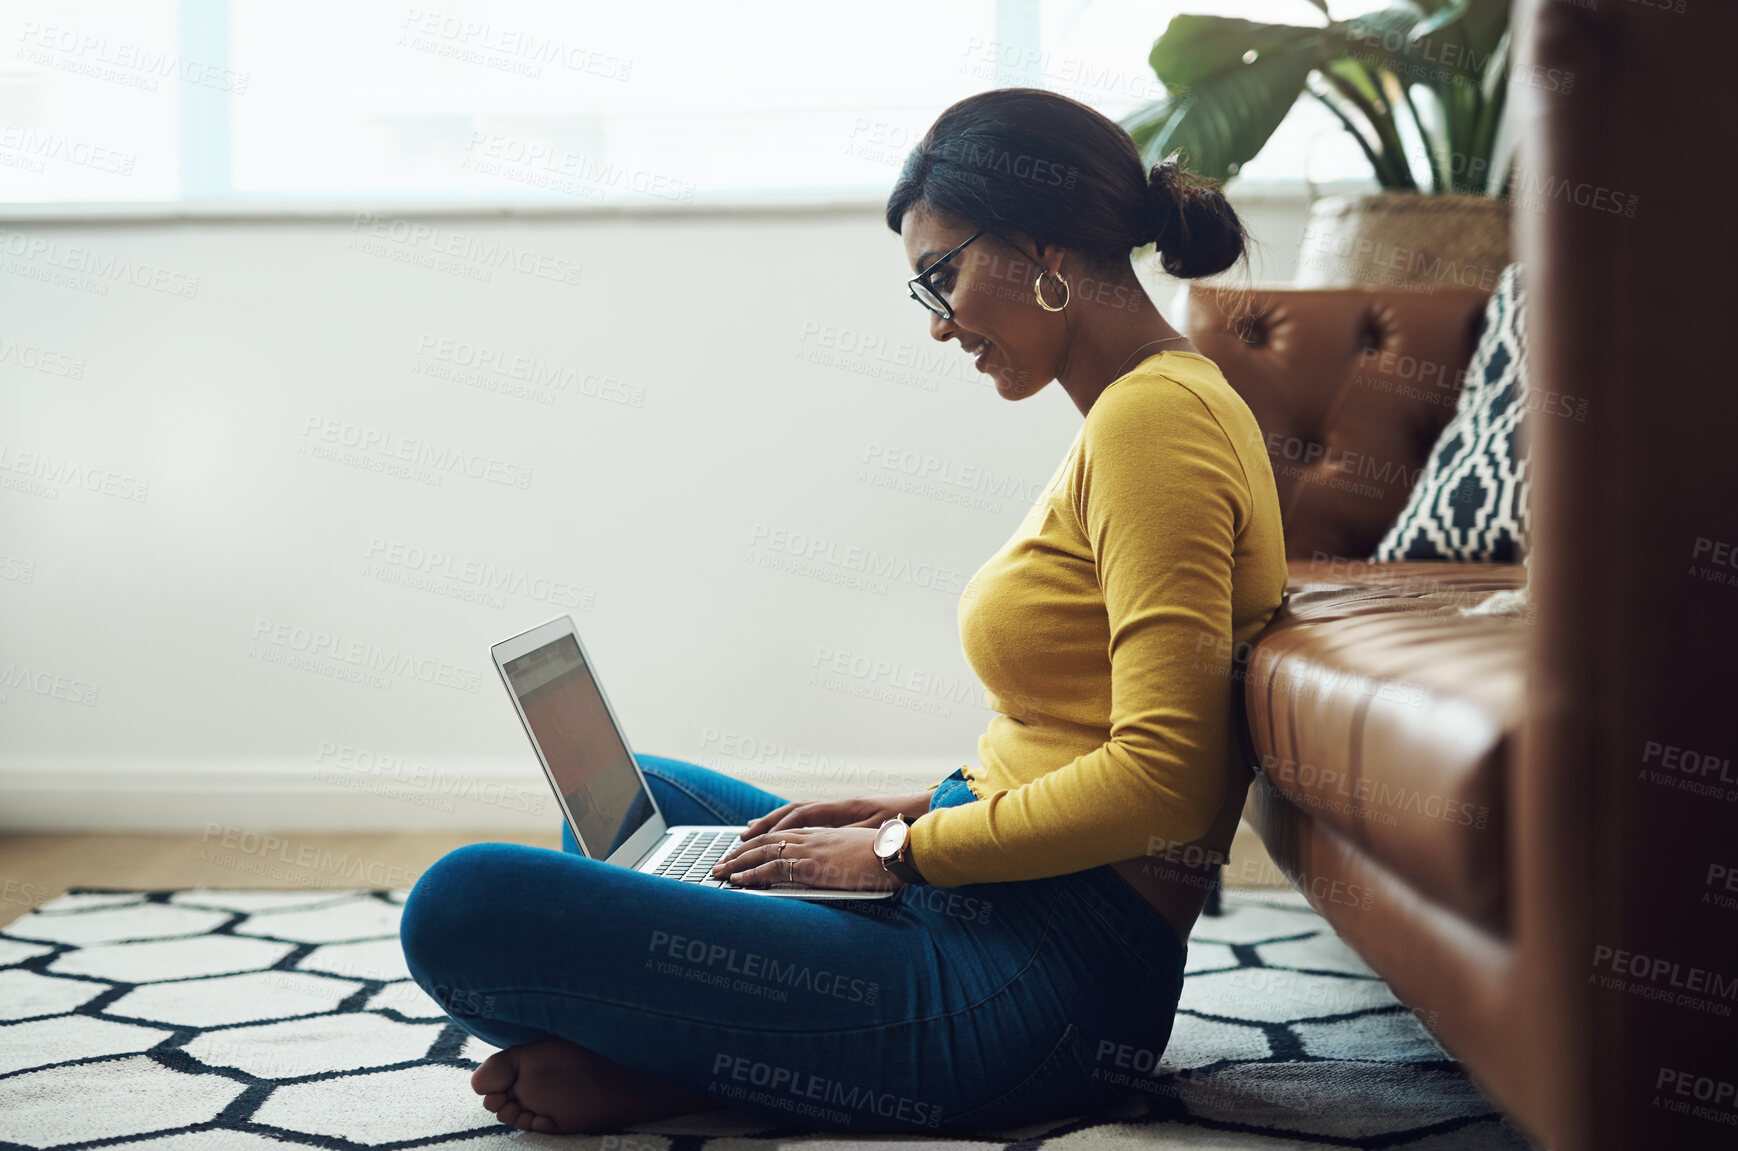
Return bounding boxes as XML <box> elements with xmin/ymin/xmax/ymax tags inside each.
<box><xmin>0</xmin><ymin>887</ymin><xmax>1538</xmax><ymax>1150</ymax></box>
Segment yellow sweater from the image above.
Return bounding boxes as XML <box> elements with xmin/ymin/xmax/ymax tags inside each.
<box><xmin>905</xmin><ymin>351</ymin><xmax>1288</xmax><ymax>888</ymax></box>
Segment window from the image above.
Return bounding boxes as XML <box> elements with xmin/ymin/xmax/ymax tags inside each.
<box><xmin>0</xmin><ymin>0</ymin><xmax>1390</xmax><ymax>209</ymax></box>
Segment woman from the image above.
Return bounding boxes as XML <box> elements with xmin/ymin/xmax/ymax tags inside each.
<box><xmin>399</xmin><ymin>87</ymin><xmax>1288</xmax><ymax>1136</ymax></box>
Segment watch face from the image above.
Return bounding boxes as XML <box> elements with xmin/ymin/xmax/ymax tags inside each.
<box><xmin>873</xmin><ymin>820</ymin><xmax>907</xmax><ymax>858</ymax></box>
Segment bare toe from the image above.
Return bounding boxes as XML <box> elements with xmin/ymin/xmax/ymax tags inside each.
<box><xmin>471</xmin><ymin>1048</ymin><xmax>517</xmax><ymax>1096</ymax></box>
<box><xmin>495</xmin><ymin>1100</ymin><xmax>522</xmax><ymax>1127</ymax></box>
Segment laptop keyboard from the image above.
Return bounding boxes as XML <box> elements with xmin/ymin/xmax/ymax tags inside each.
<box><xmin>651</xmin><ymin>829</ymin><xmax>745</xmax><ymax>887</ymax></box>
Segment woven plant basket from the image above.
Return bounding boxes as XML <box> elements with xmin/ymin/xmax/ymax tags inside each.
<box><xmin>1294</xmin><ymin>191</ymin><xmax>1512</xmax><ymax>291</ymax></box>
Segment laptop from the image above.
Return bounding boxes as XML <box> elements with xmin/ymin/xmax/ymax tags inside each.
<box><xmin>492</xmin><ymin>616</ymin><xmax>898</xmax><ymax>901</ymax></box>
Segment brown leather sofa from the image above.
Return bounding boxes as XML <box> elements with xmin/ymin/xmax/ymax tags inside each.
<box><xmin>1181</xmin><ymin>4</ymin><xmax>1738</xmax><ymax>1147</ymax></box>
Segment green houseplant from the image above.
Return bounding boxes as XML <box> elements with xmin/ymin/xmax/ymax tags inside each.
<box><xmin>1121</xmin><ymin>0</ymin><xmax>1523</xmax><ymax>288</ymax></box>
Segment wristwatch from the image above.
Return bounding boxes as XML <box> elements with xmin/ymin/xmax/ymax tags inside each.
<box><xmin>873</xmin><ymin>812</ymin><xmax>928</xmax><ymax>886</ymax></box>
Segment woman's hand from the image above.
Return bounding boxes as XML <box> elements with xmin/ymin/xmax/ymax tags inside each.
<box><xmin>741</xmin><ymin>791</ymin><xmax>934</xmax><ymax>839</ymax></box>
<box><xmin>710</xmin><ymin>826</ymin><xmax>902</xmax><ymax>891</ymax></box>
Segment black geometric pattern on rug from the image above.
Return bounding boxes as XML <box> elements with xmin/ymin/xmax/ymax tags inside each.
<box><xmin>1375</xmin><ymin>262</ymin><xmax>1535</xmax><ymax>563</ymax></box>
<box><xmin>0</xmin><ymin>888</ymin><xmax>1537</xmax><ymax>1150</ymax></box>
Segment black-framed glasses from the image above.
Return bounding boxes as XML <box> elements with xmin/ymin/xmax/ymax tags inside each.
<box><xmin>907</xmin><ymin>228</ymin><xmax>986</xmax><ymax>320</ymax></box>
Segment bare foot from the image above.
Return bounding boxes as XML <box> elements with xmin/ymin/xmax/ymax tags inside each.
<box><xmin>470</xmin><ymin>1035</ymin><xmax>719</xmax><ymax>1133</ymax></box>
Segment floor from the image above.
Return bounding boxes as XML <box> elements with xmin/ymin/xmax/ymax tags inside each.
<box><xmin>0</xmin><ymin>823</ymin><xmax>1291</xmax><ymax>929</ymax></box>
<box><xmin>5</xmin><ymin>831</ymin><xmax>1531</xmax><ymax>1150</ymax></box>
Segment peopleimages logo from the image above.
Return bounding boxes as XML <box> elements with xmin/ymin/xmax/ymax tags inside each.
<box><xmin>346</xmin><ymin>213</ymin><xmax>583</xmax><ymax>286</ymax></box>
<box><xmin>364</xmin><ymin>537</ymin><xmax>592</xmax><ymax>609</ymax></box>
<box><xmin>0</xmin><ymin>228</ymin><xmax>200</xmax><ymax>298</ymax></box>
<box><xmin>0</xmin><ymin>664</ymin><xmax>100</xmax><ymax>706</ymax></box>
<box><xmin>298</xmin><ymin>414</ymin><xmax>532</xmax><ymax>490</ymax></box>
<box><xmin>14</xmin><ymin>21</ymin><xmax>250</xmax><ymax>92</ymax></box>
<box><xmin>0</xmin><ymin>335</ymin><xmax>85</xmax><ymax>378</ymax></box>
<box><xmin>314</xmin><ymin>741</ymin><xmax>546</xmax><ymax>815</ymax></box>
<box><xmin>398</xmin><ymin>10</ymin><xmax>633</xmax><ymax>80</ymax></box>
<box><xmin>648</xmin><ymin>930</ymin><xmax>879</xmax><ymax>1004</ymax></box>
<box><xmin>249</xmin><ymin>618</ymin><xmax>484</xmax><ymax>693</ymax></box>
<box><xmin>709</xmin><ymin>1052</ymin><xmax>944</xmax><ymax>1128</ymax></box>
<box><xmin>0</xmin><ymin>443</ymin><xmax>150</xmax><ymax>502</ymax></box>
<box><xmin>0</xmin><ymin>126</ymin><xmax>135</xmax><ymax>176</ymax></box>
<box><xmin>1591</xmin><ymin>944</ymin><xmax>1737</xmax><ymax>1018</ymax></box>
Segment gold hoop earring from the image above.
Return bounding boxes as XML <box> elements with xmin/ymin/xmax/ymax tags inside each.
<box><xmin>1034</xmin><ymin>270</ymin><xmax>1070</xmax><ymax>312</ymax></box>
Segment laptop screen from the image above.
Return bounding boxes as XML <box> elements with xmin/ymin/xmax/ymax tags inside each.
<box><xmin>501</xmin><ymin>633</ymin><xmax>656</xmax><ymax>858</ymax></box>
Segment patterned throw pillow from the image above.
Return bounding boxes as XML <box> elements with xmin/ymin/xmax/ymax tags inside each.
<box><xmin>1374</xmin><ymin>263</ymin><xmax>1531</xmax><ymax>562</ymax></box>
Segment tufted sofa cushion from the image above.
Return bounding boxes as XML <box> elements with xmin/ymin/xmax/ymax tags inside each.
<box><xmin>1186</xmin><ymin>285</ymin><xmax>1492</xmax><ymax>561</ymax></box>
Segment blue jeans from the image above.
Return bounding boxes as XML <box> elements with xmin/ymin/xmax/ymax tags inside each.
<box><xmin>399</xmin><ymin>756</ymin><xmax>1188</xmax><ymax>1134</ymax></box>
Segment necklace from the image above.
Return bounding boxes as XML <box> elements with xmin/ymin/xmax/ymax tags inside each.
<box><xmin>1113</xmin><ymin>335</ymin><xmax>1189</xmax><ymax>380</ymax></box>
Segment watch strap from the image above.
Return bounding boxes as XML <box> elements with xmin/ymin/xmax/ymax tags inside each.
<box><xmin>883</xmin><ymin>851</ymin><xmax>927</xmax><ymax>886</ymax></box>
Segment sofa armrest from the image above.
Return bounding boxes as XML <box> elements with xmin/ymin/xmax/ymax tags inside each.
<box><xmin>1184</xmin><ymin>284</ymin><xmax>1492</xmax><ymax>560</ymax></box>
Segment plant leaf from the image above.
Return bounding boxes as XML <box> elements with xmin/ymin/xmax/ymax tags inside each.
<box><xmin>1122</xmin><ymin>1</ymin><xmax>1516</xmax><ymax>191</ymax></box>
<box><xmin>1408</xmin><ymin>0</ymin><xmax>1510</xmax><ymax>85</ymax></box>
<box><xmin>1130</xmin><ymin>16</ymin><xmax>1328</xmax><ymax>182</ymax></box>
<box><xmin>1320</xmin><ymin>61</ymin><xmax>1418</xmax><ymax>188</ymax></box>
<box><xmin>1339</xmin><ymin>0</ymin><xmax>1512</xmax><ymax>183</ymax></box>
<box><xmin>1148</xmin><ymin>15</ymin><xmax>1325</xmax><ymax>90</ymax></box>
<box><xmin>1128</xmin><ymin>41</ymin><xmax>1324</xmax><ymax>181</ymax></box>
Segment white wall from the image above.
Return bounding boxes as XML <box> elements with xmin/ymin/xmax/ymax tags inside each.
<box><xmin>0</xmin><ymin>195</ymin><xmax>1309</xmax><ymax>830</ymax></box>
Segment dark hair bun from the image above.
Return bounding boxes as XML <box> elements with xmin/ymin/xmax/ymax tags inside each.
<box><xmin>1146</xmin><ymin>155</ymin><xmax>1246</xmax><ymax>280</ymax></box>
<box><xmin>885</xmin><ymin>90</ymin><xmax>1247</xmax><ymax>282</ymax></box>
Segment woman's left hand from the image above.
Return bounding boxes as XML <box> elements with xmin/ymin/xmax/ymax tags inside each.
<box><xmin>711</xmin><ymin>827</ymin><xmax>903</xmax><ymax>892</ymax></box>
